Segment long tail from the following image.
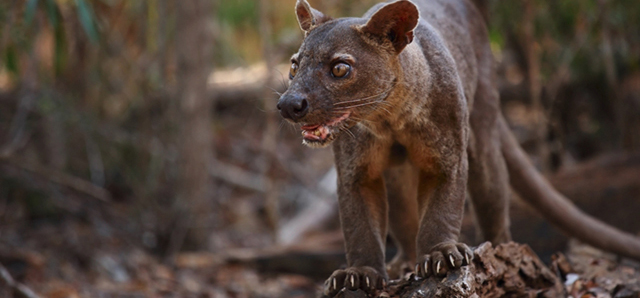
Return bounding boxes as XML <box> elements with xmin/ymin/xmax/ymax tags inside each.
<box><xmin>499</xmin><ymin>114</ymin><xmax>640</xmax><ymax>260</ymax></box>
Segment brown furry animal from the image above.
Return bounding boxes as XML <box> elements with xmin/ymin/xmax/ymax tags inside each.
<box><xmin>276</xmin><ymin>0</ymin><xmax>640</xmax><ymax>296</ymax></box>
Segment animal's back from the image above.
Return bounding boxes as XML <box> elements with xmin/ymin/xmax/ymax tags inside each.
<box><xmin>390</xmin><ymin>0</ymin><xmax>491</xmax><ymax>107</ymax></box>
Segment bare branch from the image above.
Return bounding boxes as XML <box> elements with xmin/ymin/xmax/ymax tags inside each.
<box><xmin>0</xmin><ymin>155</ymin><xmax>112</xmax><ymax>202</ymax></box>
<box><xmin>0</xmin><ymin>263</ymin><xmax>41</xmax><ymax>298</ymax></box>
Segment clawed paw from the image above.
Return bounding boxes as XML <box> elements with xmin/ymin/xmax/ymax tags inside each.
<box><xmin>414</xmin><ymin>242</ymin><xmax>473</xmax><ymax>278</ymax></box>
<box><xmin>323</xmin><ymin>266</ymin><xmax>386</xmax><ymax>297</ymax></box>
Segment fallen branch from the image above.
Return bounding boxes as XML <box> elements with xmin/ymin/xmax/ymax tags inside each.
<box><xmin>209</xmin><ymin>162</ymin><xmax>339</xmax><ymax>245</ymax></box>
<box><xmin>209</xmin><ymin>160</ymin><xmax>270</xmax><ymax>193</ymax></box>
<box><xmin>0</xmin><ymin>263</ymin><xmax>41</xmax><ymax>298</ymax></box>
<box><xmin>0</xmin><ymin>155</ymin><xmax>111</xmax><ymax>202</ymax></box>
<box><xmin>209</xmin><ymin>63</ymin><xmax>289</xmax><ymax>104</ymax></box>
<box><xmin>278</xmin><ymin>167</ymin><xmax>338</xmax><ymax>245</ymax></box>
<box><xmin>327</xmin><ymin>242</ymin><xmax>563</xmax><ymax>298</ymax></box>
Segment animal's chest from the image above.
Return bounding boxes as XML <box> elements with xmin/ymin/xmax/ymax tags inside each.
<box><xmin>366</xmin><ymin>119</ymin><xmax>441</xmax><ymax>173</ymax></box>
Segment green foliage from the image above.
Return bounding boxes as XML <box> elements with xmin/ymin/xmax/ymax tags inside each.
<box><xmin>76</xmin><ymin>0</ymin><xmax>100</xmax><ymax>44</ymax></box>
<box><xmin>3</xmin><ymin>45</ymin><xmax>18</xmax><ymax>75</ymax></box>
<box><xmin>25</xmin><ymin>0</ymin><xmax>38</xmax><ymax>25</ymax></box>
<box><xmin>44</xmin><ymin>0</ymin><xmax>59</xmax><ymax>28</ymax></box>
<box><xmin>217</xmin><ymin>0</ymin><xmax>258</xmax><ymax>28</ymax></box>
<box><xmin>0</xmin><ymin>0</ymin><xmax>100</xmax><ymax>77</ymax></box>
<box><xmin>53</xmin><ymin>7</ymin><xmax>67</xmax><ymax>76</ymax></box>
<box><xmin>490</xmin><ymin>0</ymin><xmax>640</xmax><ymax>83</ymax></box>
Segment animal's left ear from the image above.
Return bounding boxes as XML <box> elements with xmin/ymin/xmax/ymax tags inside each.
<box><xmin>358</xmin><ymin>0</ymin><xmax>419</xmax><ymax>53</ymax></box>
<box><xmin>296</xmin><ymin>0</ymin><xmax>332</xmax><ymax>33</ymax></box>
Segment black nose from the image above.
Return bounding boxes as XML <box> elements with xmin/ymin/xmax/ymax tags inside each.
<box><xmin>277</xmin><ymin>94</ymin><xmax>309</xmax><ymax>121</ymax></box>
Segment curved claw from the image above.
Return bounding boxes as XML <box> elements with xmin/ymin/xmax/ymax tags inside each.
<box><xmin>323</xmin><ymin>266</ymin><xmax>387</xmax><ymax>297</ymax></box>
<box><xmin>415</xmin><ymin>242</ymin><xmax>473</xmax><ymax>277</ymax></box>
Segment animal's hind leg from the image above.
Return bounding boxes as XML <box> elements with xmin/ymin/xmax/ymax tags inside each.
<box><xmin>467</xmin><ymin>78</ymin><xmax>512</xmax><ymax>244</ymax></box>
<box><xmin>384</xmin><ymin>161</ymin><xmax>419</xmax><ymax>279</ymax></box>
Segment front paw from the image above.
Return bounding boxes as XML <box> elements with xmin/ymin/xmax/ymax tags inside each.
<box><xmin>415</xmin><ymin>242</ymin><xmax>473</xmax><ymax>278</ymax></box>
<box><xmin>323</xmin><ymin>266</ymin><xmax>386</xmax><ymax>297</ymax></box>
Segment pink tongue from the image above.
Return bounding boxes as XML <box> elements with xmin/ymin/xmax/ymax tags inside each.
<box><xmin>303</xmin><ymin>131</ymin><xmax>321</xmax><ymax>140</ymax></box>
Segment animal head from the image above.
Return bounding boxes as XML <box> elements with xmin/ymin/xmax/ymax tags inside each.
<box><xmin>277</xmin><ymin>0</ymin><xmax>419</xmax><ymax>148</ymax></box>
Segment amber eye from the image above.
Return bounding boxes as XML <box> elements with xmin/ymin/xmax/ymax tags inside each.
<box><xmin>332</xmin><ymin>62</ymin><xmax>351</xmax><ymax>78</ymax></box>
<box><xmin>289</xmin><ymin>62</ymin><xmax>299</xmax><ymax>79</ymax></box>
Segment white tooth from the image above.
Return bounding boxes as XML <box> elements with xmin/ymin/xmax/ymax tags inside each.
<box><xmin>332</xmin><ymin>278</ymin><xmax>337</xmax><ymax>290</ymax></box>
<box><xmin>350</xmin><ymin>275</ymin><xmax>355</xmax><ymax>287</ymax></box>
<box><xmin>436</xmin><ymin>261</ymin><xmax>441</xmax><ymax>274</ymax></box>
<box><xmin>424</xmin><ymin>262</ymin><xmax>429</xmax><ymax>275</ymax></box>
<box><xmin>449</xmin><ymin>255</ymin><xmax>455</xmax><ymax>267</ymax></box>
<box><xmin>366</xmin><ymin>276</ymin><xmax>370</xmax><ymax>288</ymax></box>
<box><xmin>465</xmin><ymin>254</ymin><xmax>470</xmax><ymax>265</ymax></box>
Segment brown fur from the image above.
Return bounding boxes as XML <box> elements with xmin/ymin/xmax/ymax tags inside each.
<box><xmin>277</xmin><ymin>0</ymin><xmax>640</xmax><ymax>296</ymax></box>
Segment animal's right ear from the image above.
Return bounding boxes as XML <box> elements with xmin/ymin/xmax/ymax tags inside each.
<box><xmin>296</xmin><ymin>0</ymin><xmax>331</xmax><ymax>33</ymax></box>
<box><xmin>358</xmin><ymin>0</ymin><xmax>419</xmax><ymax>53</ymax></box>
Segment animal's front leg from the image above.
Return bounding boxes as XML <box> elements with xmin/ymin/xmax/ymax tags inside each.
<box><xmin>414</xmin><ymin>159</ymin><xmax>473</xmax><ymax>278</ymax></box>
<box><xmin>324</xmin><ymin>174</ymin><xmax>388</xmax><ymax>296</ymax></box>
<box><xmin>325</xmin><ymin>137</ymin><xmax>391</xmax><ymax>297</ymax></box>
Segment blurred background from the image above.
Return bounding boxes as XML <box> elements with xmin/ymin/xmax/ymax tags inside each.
<box><xmin>0</xmin><ymin>0</ymin><xmax>639</xmax><ymax>297</ymax></box>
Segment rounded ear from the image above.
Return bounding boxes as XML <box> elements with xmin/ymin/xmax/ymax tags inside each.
<box><xmin>358</xmin><ymin>0</ymin><xmax>419</xmax><ymax>53</ymax></box>
<box><xmin>296</xmin><ymin>0</ymin><xmax>332</xmax><ymax>33</ymax></box>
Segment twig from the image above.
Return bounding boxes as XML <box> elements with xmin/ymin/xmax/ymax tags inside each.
<box><xmin>209</xmin><ymin>161</ymin><xmax>339</xmax><ymax>244</ymax></box>
<box><xmin>209</xmin><ymin>160</ymin><xmax>270</xmax><ymax>193</ymax></box>
<box><xmin>278</xmin><ymin>167</ymin><xmax>338</xmax><ymax>245</ymax></box>
<box><xmin>522</xmin><ymin>0</ymin><xmax>550</xmax><ymax>172</ymax></box>
<box><xmin>0</xmin><ymin>0</ymin><xmax>18</xmax><ymax>51</ymax></box>
<box><xmin>0</xmin><ymin>91</ymin><xmax>34</xmax><ymax>158</ymax></box>
<box><xmin>0</xmin><ymin>155</ymin><xmax>111</xmax><ymax>202</ymax></box>
<box><xmin>598</xmin><ymin>0</ymin><xmax>625</xmax><ymax>149</ymax></box>
<box><xmin>0</xmin><ymin>262</ymin><xmax>41</xmax><ymax>298</ymax></box>
<box><xmin>84</xmin><ymin>133</ymin><xmax>106</xmax><ymax>187</ymax></box>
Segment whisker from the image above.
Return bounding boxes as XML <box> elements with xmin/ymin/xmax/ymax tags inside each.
<box><xmin>334</xmin><ymin>100</ymin><xmax>388</xmax><ymax>110</ymax></box>
<box><xmin>333</xmin><ymin>92</ymin><xmax>387</xmax><ymax>106</ymax></box>
<box><xmin>332</xmin><ymin>82</ymin><xmax>397</xmax><ymax>107</ymax></box>
<box><xmin>329</xmin><ymin>112</ymin><xmax>379</xmax><ymax>125</ymax></box>
<box><xmin>273</xmin><ymin>68</ymin><xmax>290</xmax><ymax>91</ymax></box>
<box><xmin>340</xmin><ymin>127</ymin><xmax>355</xmax><ymax>139</ymax></box>
<box><xmin>377</xmin><ymin>105</ymin><xmax>392</xmax><ymax>115</ymax></box>
<box><xmin>267</xmin><ymin>86</ymin><xmax>282</xmax><ymax>96</ymax></box>
<box><xmin>259</xmin><ymin>105</ymin><xmax>280</xmax><ymax>113</ymax></box>
<box><xmin>349</xmin><ymin>118</ymin><xmax>370</xmax><ymax>124</ymax></box>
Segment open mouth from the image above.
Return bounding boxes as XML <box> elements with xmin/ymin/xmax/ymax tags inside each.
<box><xmin>300</xmin><ymin>112</ymin><xmax>351</xmax><ymax>147</ymax></box>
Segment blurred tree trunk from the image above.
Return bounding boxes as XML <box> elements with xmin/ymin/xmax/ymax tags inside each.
<box><xmin>258</xmin><ymin>0</ymin><xmax>280</xmax><ymax>240</ymax></box>
<box><xmin>521</xmin><ymin>0</ymin><xmax>550</xmax><ymax>173</ymax></box>
<box><xmin>170</xmin><ymin>0</ymin><xmax>214</xmax><ymax>252</ymax></box>
<box><xmin>597</xmin><ymin>0</ymin><xmax>628</xmax><ymax>150</ymax></box>
<box><xmin>471</xmin><ymin>0</ymin><xmax>489</xmax><ymax>23</ymax></box>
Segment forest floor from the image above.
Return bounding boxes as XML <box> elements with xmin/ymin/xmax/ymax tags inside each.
<box><xmin>1</xmin><ymin>207</ymin><xmax>639</xmax><ymax>298</ymax></box>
